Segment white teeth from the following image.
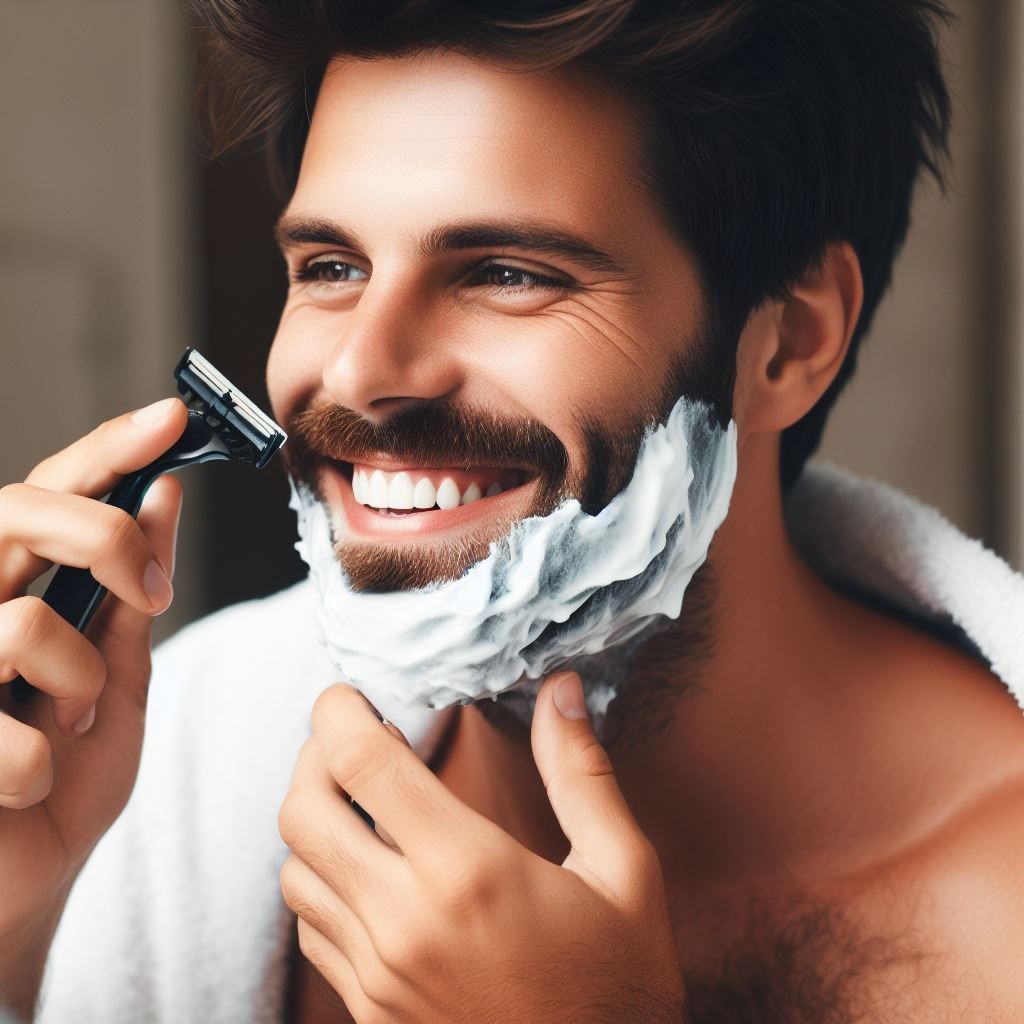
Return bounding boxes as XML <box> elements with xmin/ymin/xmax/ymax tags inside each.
<box><xmin>436</xmin><ymin>477</ymin><xmax>461</xmax><ymax>511</ymax></box>
<box><xmin>413</xmin><ymin>477</ymin><xmax>436</xmax><ymax>509</ymax></box>
<box><xmin>351</xmin><ymin>466</ymin><xmax>507</xmax><ymax>511</ymax></box>
<box><xmin>389</xmin><ymin>472</ymin><xmax>414</xmax><ymax>510</ymax></box>
<box><xmin>369</xmin><ymin>470</ymin><xmax>390</xmax><ymax>509</ymax></box>
<box><xmin>352</xmin><ymin>469</ymin><xmax>366</xmax><ymax>504</ymax></box>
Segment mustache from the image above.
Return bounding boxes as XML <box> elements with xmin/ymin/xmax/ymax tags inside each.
<box><xmin>284</xmin><ymin>399</ymin><xmax>570</xmax><ymax>493</ymax></box>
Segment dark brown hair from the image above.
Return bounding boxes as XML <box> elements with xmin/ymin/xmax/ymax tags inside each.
<box><xmin>186</xmin><ymin>0</ymin><xmax>952</xmax><ymax>489</ymax></box>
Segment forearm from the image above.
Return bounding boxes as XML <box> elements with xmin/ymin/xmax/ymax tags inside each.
<box><xmin>0</xmin><ymin>892</ymin><xmax>70</xmax><ymax>1023</ymax></box>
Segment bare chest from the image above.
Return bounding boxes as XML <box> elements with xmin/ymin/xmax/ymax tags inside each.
<box><xmin>283</xmin><ymin>903</ymin><xmax>917</xmax><ymax>1024</ymax></box>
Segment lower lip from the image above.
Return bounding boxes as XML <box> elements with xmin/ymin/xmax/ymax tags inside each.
<box><xmin>320</xmin><ymin>462</ymin><xmax>537</xmax><ymax>540</ymax></box>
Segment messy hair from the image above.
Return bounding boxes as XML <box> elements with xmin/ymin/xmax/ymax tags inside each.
<box><xmin>186</xmin><ymin>0</ymin><xmax>952</xmax><ymax>489</ymax></box>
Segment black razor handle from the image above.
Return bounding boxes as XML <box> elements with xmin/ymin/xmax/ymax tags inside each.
<box><xmin>41</xmin><ymin>412</ymin><xmax>219</xmax><ymax>635</ymax></box>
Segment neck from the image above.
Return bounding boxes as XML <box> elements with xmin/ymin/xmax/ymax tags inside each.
<box><xmin>436</xmin><ymin>435</ymin><xmax>918</xmax><ymax>887</ymax></box>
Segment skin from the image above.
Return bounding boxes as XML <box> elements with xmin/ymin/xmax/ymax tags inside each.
<box><xmin>270</xmin><ymin>52</ymin><xmax>1024</xmax><ymax>1022</ymax></box>
<box><xmin>1</xmin><ymin>45</ymin><xmax>1022</xmax><ymax>1024</ymax></box>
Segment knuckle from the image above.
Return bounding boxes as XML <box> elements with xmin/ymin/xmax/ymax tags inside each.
<box><xmin>376</xmin><ymin>924</ymin><xmax>423</xmax><ymax>971</ymax></box>
<box><xmin>628</xmin><ymin>836</ymin><xmax>663</xmax><ymax>883</ymax></box>
<box><xmin>328</xmin><ymin>729</ymin><xmax>390</xmax><ymax>794</ymax></box>
<box><xmin>436</xmin><ymin>857</ymin><xmax>493</xmax><ymax>912</ymax></box>
<box><xmin>279</xmin><ymin>855</ymin><xmax>302</xmax><ymax>904</ymax></box>
<box><xmin>83</xmin><ymin>644</ymin><xmax>109</xmax><ymax>699</ymax></box>
<box><xmin>0</xmin><ymin>482</ymin><xmax>26</xmax><ymax>523</ymax></box>
<box><xmin>295</xmin><ymin>919</ymin><xmax>330</xmax><ymax>972</ymax></box>
<box><xmin>87</xmin><ymin>417</ymin><xmax>118</xmax><ymax>448</ymax></box>
<box><xmin>98</xmin><ymin>508</ymin><xmax>142</xmax><ymax>565</ymax></box>
<box><xmin>2</xmin><ymin>596</ymin><xmax>50</xmax><ymax>651</ymax></box>
<box><xmin>310</xmin><ymin>683</ymin><xmax>358</xmax><ymax>732</ymax></box>
<box><xmin>618</xmin><ymin>838</ymin><xmax>666</xmax><ymax>904</ymax></box>
<box><xmin>0</xmin><ymin>726</ymin><xmax>53</xmax><ymax>808</ymax></box>
<box><xmin>572</xmin><ymin>737</ymin><xmax>615</xmax><ymax>780</ymax></box>
<box><xmin>360</xmin><ymin>955</ymin><xmax>401</xmax><ymax>1007</ymax></box>
<box><xmin>279</xmin><ymin>857</ymin><xmax>318</xmax><ymax>922</ymax></box>
<box><xmin>278</xmin><ymin>794</ymin><xmax>314</xmax><ymax>849</ymax></box>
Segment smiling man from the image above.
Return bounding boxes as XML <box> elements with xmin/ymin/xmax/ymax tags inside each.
<box><xmin>4</xmin><ymin>1</ymin><xmax>1024</xmax><ymax>1023</ymax></box>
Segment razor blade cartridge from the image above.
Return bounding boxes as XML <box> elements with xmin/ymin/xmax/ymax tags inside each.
<box><xmin>174</xmin><ymin>347</ymin><xmax>286</xmax><ymax>469</ymax></box>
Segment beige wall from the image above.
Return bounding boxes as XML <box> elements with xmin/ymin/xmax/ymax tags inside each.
<box><xmin>817</xmin><ymin>0</ymin><xmax>988</xmax><ymax>541</ymax></box>
<box><xmin>0</xmin><ymin>0</ymin><xmax>201</xmax><ymax>637</ymax></box>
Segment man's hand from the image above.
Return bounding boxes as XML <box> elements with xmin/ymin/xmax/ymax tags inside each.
<box><xmin>278</xmin><ymin>673</ymin><xmax>685</xmax><ymax>1024</ymax></box>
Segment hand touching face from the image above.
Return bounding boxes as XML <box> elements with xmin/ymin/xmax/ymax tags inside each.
<box><xmin>278</xmin><ymin>674</ymin><xmax>686</xmax><ymax>1023</ymax></box>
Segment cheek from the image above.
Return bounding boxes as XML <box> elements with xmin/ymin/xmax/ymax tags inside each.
<box><xmin>464</xmin><ymin>308</ymin><xmax>666</xmax><ymax>439</ymax></box>
<box><xmin>265</xmin><ymin>302</ymin><xmax>343</xmax><ymax>424</ymax></box>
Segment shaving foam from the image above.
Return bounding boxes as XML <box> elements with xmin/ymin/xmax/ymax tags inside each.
<box><xmin>290</xmin><ymin>396</ymin><xmax>737</xmax><ymax>727</ymax></box>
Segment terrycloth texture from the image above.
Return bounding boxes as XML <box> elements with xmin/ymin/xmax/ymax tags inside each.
<box><xmin>35</xmin><ymin>582</ymin><xmax>454</xmax><ymax>1024</ymax></box>
<box><xmin>785</xmin><ymin>462</ymin><xmax>1024</xmax><ymax>709</ymax></box>
<box><xmin>34</xmin><ymin>461</ymin><xmax>1024</xmax><ymax>1022</ymax></box>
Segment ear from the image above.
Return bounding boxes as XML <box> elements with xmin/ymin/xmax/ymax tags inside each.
<box><xmin>733</xmin><ymin>241</ymin><xmax>864</xmax><ymax>436</ymax></box>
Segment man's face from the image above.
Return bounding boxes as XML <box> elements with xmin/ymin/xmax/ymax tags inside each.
<box><xmin>268</xmin><ymin>50</ymin><xmax>708</xmax><ymax>592</ymax></box>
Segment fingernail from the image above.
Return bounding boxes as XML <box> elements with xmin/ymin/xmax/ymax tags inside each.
<box><xmin>553</xmin><ymin>672</ymin><xmax>588</xmax><ymax>720</ymax></box>
<box><xmin>131</xmin><ymin>397</ymin><xmax>178</xmax><ymax>425</ymax></box>
<box><xmin>143</xmin><ymin>560</ymin><xmax>173</xmax><ymax>611</ymax></box>
<box><xmin>72</xmin><ymin>705</ymin><xmax>96</xmax><ymax>735</ymax></box>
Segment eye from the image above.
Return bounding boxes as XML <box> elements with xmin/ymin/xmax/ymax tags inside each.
<box><xmin>469</xmin><ymin>263</ymin><xmax>570</xmax><ymax>294</ymax></box>
<box><xmin>293</xmin><ymin>254</ymin><xmax>369</xmax><ymax>286</ymax></box>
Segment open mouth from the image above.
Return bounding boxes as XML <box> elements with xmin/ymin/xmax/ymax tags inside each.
<box><xmin>318</xmin><ymin>457</ymin><xmax>537</xmax><ymax>538</ymax></box>
<box><xmin>350</xmin><ymin>464</ymin><xmax>527</xmax><ymax>514</ymax></box>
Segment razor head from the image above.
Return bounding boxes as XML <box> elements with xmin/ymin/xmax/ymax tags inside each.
<box><xmin>174</xmin><ymin>348</ymin><xmax>287</xmax><ymax>469</ymax></box>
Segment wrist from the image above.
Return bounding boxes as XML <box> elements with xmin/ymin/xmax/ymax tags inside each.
<box><xmin>0</xmin><ymin>886</ymin><xmax>72</xmax><ymax>1022</ymax></box>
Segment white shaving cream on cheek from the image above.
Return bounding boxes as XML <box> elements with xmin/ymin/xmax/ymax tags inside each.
<box><xmin>290</xmin><ymin>396</ymin><xmax>738</xmax><ymax>726</ymax></box>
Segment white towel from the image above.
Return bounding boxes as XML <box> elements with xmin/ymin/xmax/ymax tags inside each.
<box><xmin>785</xmin><ymin>461</ymin><xmax>1024</xmax><ymax>709</ymax></box>
<box><xmin>33</xmin><ymin>460</ymin><xmax>1024</xmax><ymax>1022</ymax></box>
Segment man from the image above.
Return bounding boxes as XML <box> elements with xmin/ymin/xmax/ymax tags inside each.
<box><xmin>3</xmin><ymin>1</ymin><xmax>1023</xmax><ymax>1021</ymax></box>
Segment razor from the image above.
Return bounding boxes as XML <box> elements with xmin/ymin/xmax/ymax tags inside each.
<box><xmin>42</xmin><ymin>348</ymin><xmax>287</xmax><ymax>634</ymax></box>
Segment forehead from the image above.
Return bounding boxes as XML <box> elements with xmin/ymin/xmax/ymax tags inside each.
<box><xmin>294</xmin><ymin>50</ymin><xmax>649</xmax><ymax>234</ymax></box>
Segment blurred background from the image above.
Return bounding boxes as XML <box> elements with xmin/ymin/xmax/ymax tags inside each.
<box><xmin>1</xmin><ymin>1</ymin><xmax>1022</xmax><ymax>641</ymax></box>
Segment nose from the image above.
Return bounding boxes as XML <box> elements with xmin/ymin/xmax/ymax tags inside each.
<box><xmin>321</xmin><ymin>276</ymin><xmax>463</xmax><ymax>418</ymax></box>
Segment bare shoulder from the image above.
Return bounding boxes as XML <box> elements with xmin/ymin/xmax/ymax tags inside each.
<box><xmin>821</xmin><ymin>618</ymin><xmax>1024</xmax><ymax>1019</ymax></box>
<box><xmin>918</xmin><ymin>774</ymin><xmax>1024</xmax><ymax>990</ymax></box>
<box><xmin>853</xmin><ymin>769</ymin><xmax>1024</xmax><ymax>1020</ymax></box>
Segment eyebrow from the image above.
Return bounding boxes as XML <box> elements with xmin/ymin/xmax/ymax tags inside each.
<box><xmin>274</xmin><ymin>215</ymin><xmax>628</xmax><ymax>276</ymax></box>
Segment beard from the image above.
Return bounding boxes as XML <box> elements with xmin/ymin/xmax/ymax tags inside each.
<box><xmin>283</xmin><ymin>326</ymin><xmax>738</xmax><ymax>737</ymax></box>
<box><xmin>283</xmin><ymin>347</ymin><xmax>724</xmax><ymax>595</ymax></box>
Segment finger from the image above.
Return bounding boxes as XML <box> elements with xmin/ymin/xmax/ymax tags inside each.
<box><xmin>281</xmin><ymin>851</ymin><xmax>374</xmax><ymax>965</ymax></box>
<box><xmin>310</xmin><ymin>684</ymin><xmax>495</xmax><ymax>872</ymax></box>
<box><xmin>0</xmin><ymin>713</ymin><xmax>54</xmax><ymax>809</ymax></box>
<box><xmin>279</xmin><ymin>737</ymin><xmax>405</xmax><ymax>914</ymax></box>
<box><xmin>25</xmin><ymin>398</ymin><xmax>188</xmax><ymax>498</ymax></box>
<box><xmin>383</xmin><ymin>722</ymin><xmax>410</xmax><ymax>748</ymax></box>
<box><xmin>0</xmin><ymin>597</ymin><xmax>106</xmax><ymax>736</ymax></box>
<box><xmin>531</xmin><ymin>672</ymin><xmax>653</xmax><ymax>893</ymax></box>
<box><xmin>138</xmin><ymin>474</ymin><xmax>183</xmax><ymax>580</ymax></box>
<box><xmin>85</xmin><ymin>476</ymin><xmax>182</xmax><ymax>707</ymax></box>
<box><xmin>294</xmin><ymin>918</ymin><xmax>375</xmax><ymax>1023</ymax></box>
<box><xmin>0</xmin><ymin>485</ymin><xmax>172</xmax><ymax>614</ymax></box>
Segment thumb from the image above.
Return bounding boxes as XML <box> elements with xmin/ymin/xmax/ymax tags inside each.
<box><xmin>531</xmin><ymin>671</ymin><xmax>646</xmax><ymax>889</ymax></box>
